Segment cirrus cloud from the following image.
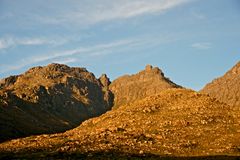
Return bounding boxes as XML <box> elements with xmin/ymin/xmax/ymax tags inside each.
<box><xmin>0</xmin><ymin>36</ymin><xmax>68</xmax><ymax>50</ymax></box>
<box><xmin>35</xmin><ymin>0</ymin><xmax>191</xmax><ymax>26</ymax></box>
<box><xmin>191</xmin><ymin>42</ymin><xmax>212</xmax><ymax>50</ymax></box>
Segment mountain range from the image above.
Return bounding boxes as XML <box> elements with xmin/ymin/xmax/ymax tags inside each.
<box><xmin>0</xmin><ymin>61</ymin><xmax>239</xmax><ymax>159</ymax></box>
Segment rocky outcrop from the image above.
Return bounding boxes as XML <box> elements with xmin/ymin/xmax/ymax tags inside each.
<box><xmin>0</xmin><ymin>63</ymin><xmax>113</xmax><ymax>142</ymax></box>
<box><xmin>99</xmin><ymin>74</ymin><xmax>111</xmax><ymax>87</ymax></box>
<box><xmin>109</xmin><ymin>65</ymin><xmax>181</xmax><ymax>108</ymax></box>
<box><xmin>201</xmin><ymin>61</ymin><xmax>240</xmax><ymax>107</ymax></box>
<box><xmin>99</xmin><ymin>74</ymin><xmax>114</xmax><ymax>110</ymax></box>
<box><xmin>1</xmin><ymin>88</ymin><xmax>239</xmax><ymax>158</ymax></box>
<box><xmin>0</xmin><ymin>75</ymin><xmax>18</xmax><ymax>89</ymax></box>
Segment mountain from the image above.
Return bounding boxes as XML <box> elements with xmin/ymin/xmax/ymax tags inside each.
<box><xmin>201</xmin><ymin>61</ymin><xmax>240</xmax><ymax>107</ymax></box>
<box><xmin>1</xmin><ymin>88</ymin><xmax>239</xmax><ymax>159</ymax></box>
<box><xmin>0</xmin><ymin>63</ymin><xmax>113</xmax><ymax>142</ymax></box>
<box><xmin>109</xmin><ymin>65</ymin><xmax>181</xmax><ymax>108</ymax></box>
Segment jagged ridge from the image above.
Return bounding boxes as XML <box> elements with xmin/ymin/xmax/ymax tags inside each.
<box><xmin>109</xmin><ymin>65</ymin><xmax>181</xmax><ymax>108</ymax></box>
<box><xmin>0</xmin><ymin>63</ymin><xmax>113</xmax><ymax>142</ymax></box>
<box><xmin>201</xmin><ymin>61</ymin><xmax>240</xmax><ymax>107</ymax></box>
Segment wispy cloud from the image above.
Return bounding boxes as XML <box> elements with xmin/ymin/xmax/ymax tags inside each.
<box><xmin>0</xmin><ymin>37</ymin><xmax>67</xmax><ymax>50</ymax></box>
<box><xmin>27</xmin><ymin>39</ymin><xmax>139</xmax><ymax>64</ymax></box>
<box><xmin>0</xmin><ymin>38</ymin><xmax>140</xmax><ymax>74</ymax></box>
<box><xmin>52</xmin><ymin>58</ymin><xmax>77</xmax><ymax>64</ymax></box>
<box><xmin>0</xmin><ymin>38</ymin><xmax>14</xmax><ymax>49</ymax></box>
<box><xmin>37</xmin><ymin>0</ymin><xmax>191</xmax><ymax>26</ymax></box>
<box><xmin>191</xmin><ymin>42</ymin><xmax>212</xmax><ymax>50</ymax></box>
<box><xmin>0</xmin><ymin>33</ymin><xmax>180</xmax><ymax>75</ymax></box>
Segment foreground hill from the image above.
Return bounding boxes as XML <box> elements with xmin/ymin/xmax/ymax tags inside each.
<box><xmin>1</xmin><ymin>88</ymin><xmax>239</xmax><ymax>159</ymax></box>
<box><xmin>201</xmin><ymin>61</ymin><xmax>240</xmax><ymax>107</ymax></box>
<box><xmin>0</xmin><ymin>63</ymin><xmax>113</xmax><ymax>142</ymax></box>
<box><xmin>109</xmin><ymin>65</ymin><xmax>181</xmax><ymax>108</ymax></box>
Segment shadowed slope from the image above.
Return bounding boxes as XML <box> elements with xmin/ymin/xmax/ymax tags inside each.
<box><xmin>0</xmin><ymin>63</ymin><xmax>113</xmax><ymax>142</ymax></box>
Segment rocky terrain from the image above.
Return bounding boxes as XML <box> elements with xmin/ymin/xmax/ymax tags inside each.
<box><xmin>0</xmin><ymin>63</ymin><xmax>240</xmax><ymax>159</ymax></box>
<box><xmin>201</xmin><ymin>61</ymin><xmax>240</xmax><ymax>107</ymax></box>
<box><xmin>110</xmin><ymin>65</ymin><xmax>181</xmax><ymax>108</ymax></box>
<box><xmin>1</xmin><ymin>88</ymin><xmax>240</xmax><ymax>159</ymax></box>
<box><xmin>0</xmin><ymin>63</ymin><xmax>113</xmax><ymax>142</ymax></box>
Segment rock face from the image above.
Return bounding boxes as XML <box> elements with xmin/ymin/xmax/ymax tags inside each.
<box><xmin>201</xmin><ymin>61</ymin><xmax>240</xmax><ymax>107</ymax></box>
<box><xmin>1</xmin><ymin>89</ymin><xmax>239</xmax><ymax>159</ymax></box>
<box><xmin>109</xmin><ymin>65</ymin><xmax>181</xmax><ymax>108</ymax></box>
<box><xmin>98</xmin><ymin>74</ymin><xmax>114</xmax><ymax>110</ymax></box>
<box><xmin>0</xmin><ymin>63</ymin><xmax>113</xmax><ymax>142</ymax></box>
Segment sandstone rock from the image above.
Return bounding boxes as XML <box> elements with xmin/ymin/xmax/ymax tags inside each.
<box><xmin>0</xmin><ymin>75</ymin><xmax>18</xmax><ymax>88</ymax></box>
<box><xmin>0</xmin><ymin>63</ymin><xmax>113</xmax><ymax>142</ymax></box>
<box><xmin>98</xmin><ymin>74</ymin><xmax>114</xmax><ymax>110</ymax></box>
<box><xmin>109</xmin><ymin>65</ymin><xmax>181</xmax><ymax>108</ymax></box>
<box><xmin>145</xmin><ymin>64</ymin><xmax>153</xmax><ymax>71</ymax></box>
<box><xmin>99</xmin><ymin>74</ymin><xmax>111</xmax><ymax>87</ymax></box>
<box><xmin>201</xmin><ymin>61</ymin><xmax>240</xmax><ymax>107</ymax></box>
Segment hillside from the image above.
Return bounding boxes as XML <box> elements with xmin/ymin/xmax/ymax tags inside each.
<box><xmin>109</xmin><ymin>65</ymin><xmax>181</xmax><ymax>108</ymax></box>
<box><xmin>201</xmin><ymin>61</ymin><xmax>240</xmax><ymax>107</ymax></box>
<box><xmin>0</xmin><ymin>63</ymin><xmax>113</xmax><ymax>142</ymax></box>
<box><xmin>1</xmin><ymin>88</ymin><xmax>239</xmax><ymax>159</ymax></box>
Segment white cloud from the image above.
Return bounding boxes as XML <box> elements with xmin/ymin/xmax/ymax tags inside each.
<box><xmin>17</xmin><ymin>38</ymin><xmax>50</xmax><ymax>45</ymax></box>
<box><xmin>0</xmin><ymin>37</ymin><xmax>67</xmax><ymax>50</ymax></box>
<box><xmin>0</xmin><ymin>38</ymin><xmax>140</xmax><ymax>74</ymax></box>
<box><xmin>26</xmin><ymin>39</ymin><xmax>139</xmax><ymax>64</ymax></box>
<box><xmin>52</xmin><ymin>58</ymin><xmax>77</xmax><ymax>64</ymax></box>
<box><xmin>191</xmin><ymin>42</ymin><xmax>212</xmax><ymax>50</ymax></box>
<box><xmin>88</xmin><ymin>0</ymin><xmax>189</xmax><ymax>23</ymax></box>
<box><xmin>38</xmin><ymin>0</ymin><xmax>191</xmax><ymax>26</ymax></box>
<box><xmin>0</xmin><ymin>34</ymin><xmax>179</xmax><ymax>74</ymax></box>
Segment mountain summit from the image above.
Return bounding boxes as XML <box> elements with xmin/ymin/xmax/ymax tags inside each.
<box><xmin>201</xmin><ymin>61</ymin><xmax>240</xmax><ymax>107</ymax></box>
<box><xmin>109</xmin><ymin>65</ymin><xmax>181</xmax><ymax>108</ymax></box>
<box><xmin>0</xmin><ymin>63</ymin><xmax>113</xmax><ymax>142</ymax></box>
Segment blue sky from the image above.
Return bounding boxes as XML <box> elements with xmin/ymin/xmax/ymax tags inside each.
<box><xmin>0</xmin><ymin>0</ymin><xmax>239</xmax><ymax>90</ymax></box>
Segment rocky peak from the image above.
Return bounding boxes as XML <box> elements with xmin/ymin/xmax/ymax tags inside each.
<box><xmin>228</xmin><ymin>61</ymin><xmax>240</xmax><ymax>75</ymax></box>
<box><xmin>109</xmin><ymin>65</ymin><xmax>181</xmax><ymax>108</ymax></box>
<box><xmin>46</xmin><ymin>63</ymin><xmax>70</xmax><ymax>72</ymax></box>
<box><xmin>201</xmin><ymin>61</ymin><xmax>240</xmax><ymax>107</ymax></box>
<box><xmin>145</xmin><ymin>64</ymin><xmax>153</xmax><ymax>71</ymax></box>
<box><xmin>98</xmin><ymin>74</ymin><xmax>113</xmax><ymax>110</ymax></box>
<box><xmin>0</xmin><ymin>75</ymin><xmax>18</xmax><ymax>88</ymax></box>
<box><xmin>0</xmin><ymin>63</ymin><xmax>114</xmax><ymax>142</ymax></box>
<box><xmin>143</xmin><ymin>64</ymin><xmax>164</xmax><ymax>77</ymax></box>
<box><xmin>99</xmin><ymin>74</ymin><xmax>111</xmax><ymax>87</ymax></box>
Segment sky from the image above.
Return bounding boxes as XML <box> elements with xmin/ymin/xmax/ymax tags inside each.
<box><xmin>0</xmin><ymin>0</ymin><xmax>239</xmax><ymax>90</ymax></box>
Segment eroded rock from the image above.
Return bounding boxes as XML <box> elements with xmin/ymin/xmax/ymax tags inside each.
<box><xmin>109</xmin><ymin>65</ymin><xmax>181</xmax><ymax>108</ymax></box>
<box><xmin>0</xmin><ymin>63</ymin><xmax>114</xmax><ymax>142</ymax></box>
